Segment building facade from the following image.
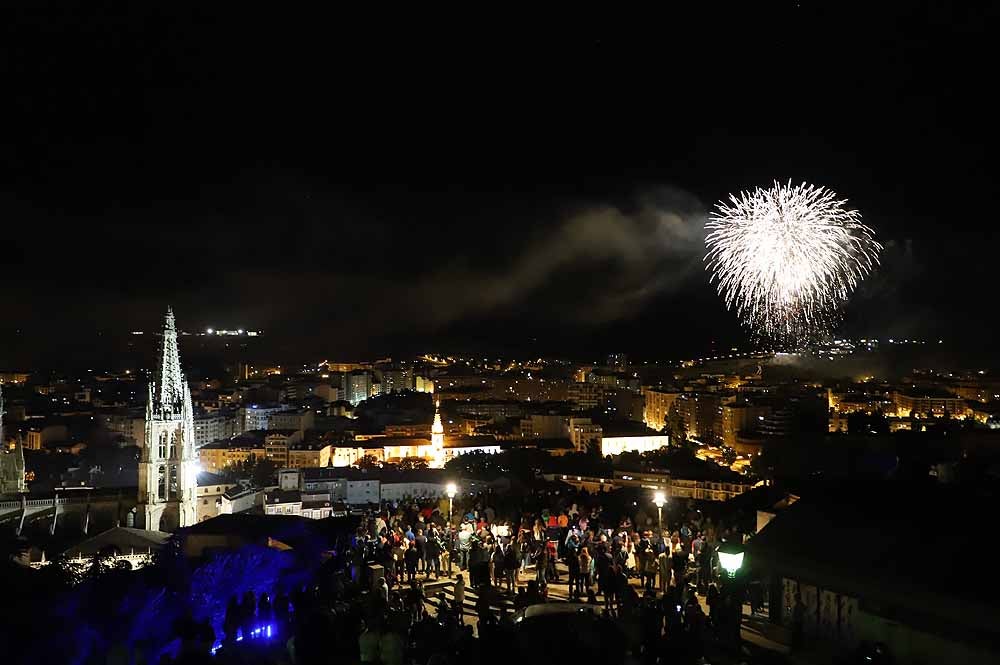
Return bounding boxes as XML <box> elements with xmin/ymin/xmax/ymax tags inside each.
<box><xmin>102</xmin><ymin>409</ymin><xmax>147</xmax><ymax>448</ymax></box>
<box><xmin>568</xmin><ymin>382</ymin><xmax>604</xmax><ymax>411</ymax></box>
<box><xmin>600</xmin><ymin>433</ymin><xmax>670</xmax><ymax>457</ymax></box>
<box><xmin>241</xmin><ymin>403</ymin><xmax>288</xmax><ymax>432</ymax></box>
<box><xmin>193</xmin><ymin>409</ymin><xmax>238</xmax><ymax>448</ymax></box>
<box><xmin>348</xmin><ymin>370</ymin><xmax>373</xmax><ymax>406</ymax></box>
<box><xmin>642</xmin><ymin>388</ymin><xmax>680</xmax><ymax>432</ymax></box>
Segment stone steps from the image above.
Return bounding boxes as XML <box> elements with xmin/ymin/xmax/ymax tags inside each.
<box><xmin>413</xmin><ymin>572</ymin><xmax>578</xmax><ymax>613</ymax></box>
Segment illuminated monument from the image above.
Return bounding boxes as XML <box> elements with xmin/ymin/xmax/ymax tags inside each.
<box><xmin>137</xmin><ymin>308</ymin><xmax>198</xmax><ymax>531</ymax></box>
<box><xmin>0</xmin><ymin>385</ymin><xmax>27</xmax><ymax>496</ymax></box>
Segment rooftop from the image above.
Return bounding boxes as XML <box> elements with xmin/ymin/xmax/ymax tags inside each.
<box><xmin>747</xmin><ymin>480</ymin><xmax>1000</xmax><ymax>641</ymax></box>
<box><xmin>63</xmin><ymin>526</ymin><xmax>170</xmax><ymax>558</ymax></box>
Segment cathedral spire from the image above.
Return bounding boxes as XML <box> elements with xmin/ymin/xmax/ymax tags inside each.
<box><xmin>139</xmin><ymin>308</ymin><xmax>197</xmax><ymax>531</ymax></box>
<box><xmin>153</xmin><ymin>307</ymin><xmax>187</xmax><ymax>416</ymax></box>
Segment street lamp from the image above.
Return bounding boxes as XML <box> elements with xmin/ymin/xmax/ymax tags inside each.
<box><xmin>718</xmin><ymin>540</ymin><xmax>744</xmax><ymax>578</ymax></box>
<box><xmin>446</xmin><ymin>482</ymin><xmax>457</xmax><ymax>524</ymax></box>
<box><xmin>716</xmin><ymin>540</ymin><xmax>745</xmax><ymax>651</ymax></box>
<box><xmin>652</xmin><ymin>490</ymin><xmax>666</xmax><ymax>531</ymax></box>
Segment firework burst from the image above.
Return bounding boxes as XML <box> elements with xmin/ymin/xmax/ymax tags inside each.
<box><xmin>705</xmin><ymin>181</ymin><xmax>881</xmax><ymax>347</ymax></box>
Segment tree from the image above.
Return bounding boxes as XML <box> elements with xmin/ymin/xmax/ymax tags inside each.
<box><xmin>357</xmin><ymin>454</ymin><xmax>381</xmax><ymax>470</ymax></box>
<box><xmin>721</xmin><ymin>446</ymin><xmax>738</xmax><ymax>466</ymax></box>
<box><xmin>398</xmin><ymin>457</ymin><xmax>428</xmax><ymax>471</ymax></box>
<box><xmin>666</xmin><ymin>403</ymin><xmax>688</xmax><ymax>448</ymax></box>
<box><xmin>252</xmin><ymin>458</ymin><xmax>278</xmax><ymax>487</ymax></box>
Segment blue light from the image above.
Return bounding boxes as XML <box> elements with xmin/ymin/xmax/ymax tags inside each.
<box><xmin>266</xmin><ymin>624</ymin><xmax>273</xmax><ymax>638</ymax></box>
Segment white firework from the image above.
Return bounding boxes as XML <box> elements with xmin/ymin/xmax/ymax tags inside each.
<box><xmin>705</xmin><ymin>181</ymin><xmax>881</xmax><ymax>347</ymax></box>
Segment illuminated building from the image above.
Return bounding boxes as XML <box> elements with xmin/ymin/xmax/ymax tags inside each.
<box><xmin>268</xmin><ymin>408</ymin><xmax>315</xmax><ymax>432</ymax></box>
<box><xmin>675</xmin><ymin>393</ymin><xmax>723</xmax><ymax>443</ymax></box>
<box><xmin>384</xmin><ymin>423</ymin><xmax>432</xmax><ymax>437</ymax></box>
<box><xmin>569</xmin><ymin>419</ymin><xmax>603</xmax><ymax>453</ymax></box>
<box><xmin>382</xmin><ymin>367</ymin><xmax>413</xmax><ymax>393</ymax></box>
<box><xmin>330</xmin><ymin>443</ymin><xmax>384</xmax><ymax>467</ymax></box>
<box><xmin>240</xmin><ymin>403</ymin><xmax>289</xmax><ymax>432</ymax></box>
<box><xmin>719</xmin><ymin>401</ymin><xmax>772</xmax><ymax>450</ymax></box>
<box><xmin>196</xmin><ymin>472</ymin><xmax>236</xmax><ymax>522</ymax></box>
<box><xmin>549</xmin><ymin>470</ymin><xmax>751</xmax><ymax>501</ymax></box>
<box><xmin>587</xmin><ymin>369</ymin><xmax>622</xmax><ymax>388</ymax></box>
<box><xmin>137</xmin><ymin>309</ymin><xmax>198</xmax><ymax>531</ymax></box>
<box><xmin>220</xmin><ymin>484</ymin><xmax>261</xmax><ymax>514</ymax></box>
<box><xmin>568</xmin><ymin>382</ymin><xmax>604</xmax><ymax>410</ymax></box>
<box><xmin>600</xmin><ymin>433</ymin><xmax>670</xmax><ymax>457</ymax></box>
<box><xmin>193</xmin><ymin>409</ymin><xmax>237</xmax><ymax>448</ymax></box>
<box><xmin>606</xmin><ymin>353</ymin><xmax>628</xmax><ymax>372</ymax></box>
<box><xmin>414</xmin><ymin>376</ymin><xmax>435</xmax><ymax>393</ymax></box>
<box><xmin>642</xmin><ymin>387</ymin><xmax>680</xmax><ymax>432</ymax></box>
<box><xmin>348</xmin><ymin>370</ymin><xmax>373</xmax><ymax>405</ymax></box>
<box><xmin>892</xmin><ymin>389</ymin><xmax>970</xmax><ymax>419</ymax></box>
<box><xmin>287</xmin><ymin>441</ymin><xmax>331</xmax><ymax>469</ymax></box>
<box><xmin>441</xmin><ymin>436</ymin><xmax>501</xmax><ymax>463</ymax></box>
<box><xmin>264</xmin><ymin>489</ymin><xmax>303</xmax><ymax>516</ymax></box>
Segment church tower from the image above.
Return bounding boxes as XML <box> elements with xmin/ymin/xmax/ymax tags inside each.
<box><xmin>0</xmin><ymin>384</ymin><xmax>27</xmax><ymax>496</ymax></box>
<box><xmin>138</xmin><ymin>308</ymin><xmax>198</xmax><ymax>531</ymax></box>
<box><xmin>430</xmin><ymin>399</ymin><xmax>445</xmax><ymax>468</ymax></box>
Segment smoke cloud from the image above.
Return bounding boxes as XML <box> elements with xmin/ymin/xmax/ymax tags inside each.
<box><xmin>392</xmin><ymin>186</ymin><xmax>708</xmax><ymax>329</ymax></box>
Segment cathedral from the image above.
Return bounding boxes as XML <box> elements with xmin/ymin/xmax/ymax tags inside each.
<box><xmin>0</xmin><ymin>384</ymin><xmax>27</xmax><ymax>496</ymax></box>
<box><xmin>137</xmin><ymin>308</ymin><xmax>198</xmax><ymax>531</ymax></box>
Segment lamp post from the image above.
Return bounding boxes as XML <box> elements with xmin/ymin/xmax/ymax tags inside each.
<box><xmin>717</xmin><ymin>540</ymin><xmax>744</xmax><ymax>579</ymax></box>
<box><xmin>717</xmin><ymin>540</ymin><xmax>745</xmax><ymax>651</ymax></box>
<box><xmin>446</xmin><ymin>482</ymin><xmax>457</xmax><ymax>524</ymax></box>
<box><xmin>652</xmin><ymin>490</ymin><xmax>666</xmax><ymax>532</ymax></box>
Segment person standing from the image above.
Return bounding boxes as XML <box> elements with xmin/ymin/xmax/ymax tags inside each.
<box><xmin>414</xmin><ymin>528</ymin><xmax>427</xmax><ymax>574</ymax></box>
<box><xmin>565</xmin><ymin>548</ymin><xmax>581</xmax><ymax>599</ymax></box>
<box><xmin>672</xmin><ymin>543</ymin><xmax>688</xmax><ymax>589</ymax></box>
<box><xmin>404</xmin><ymin>541</ymin><xmax>419</xmax><ymax>583</ymax></box>
<box><xmin>453</xmin><ymin>573</ymin><xmax>466</xmax><ymax>620</ymax></box>
<box><xmin>657</xmin><ymin>548</ymin><xmax>672</xmax><ymax>596</ymax></box>
<box><xmin>426</xmin><ymin>533</ymin><xmax>441</xmax><ymax>579</ymax></box>
<box><xmin>579</xmin><ymin>547</ymin><xmax>593</xmax><ymax>597</ymax></box>
<box><xmin>534</xmin><ymin>542</ymin><xmax>548</xmax><ymax>587</ymax></box>
<box><xmin>503</xmin><ymin>539</ymin><xmax>517</xmax><ymax>593</ymax></box>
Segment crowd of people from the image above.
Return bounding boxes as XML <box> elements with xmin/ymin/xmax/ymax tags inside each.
<box><xmin>355</xmin><ymin>489</ymin><xmax>743</xmax><ymax>605</ymax></box>
<box><xmin>150</xmin><ymin>486</ymin><xmax>757</xmax><ymax>665</ymax></box>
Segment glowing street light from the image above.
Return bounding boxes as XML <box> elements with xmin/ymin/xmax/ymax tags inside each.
<box><xmin>446</xmin><ymin>482</ymin><xmax>457</xmax><ymax>523</ymax></box>
<box><xmin>653</xmin><ymin>490</ymin><xmax>666</xmax><ymax>531</ymax></box>
<box><xmin>718</xmin><ymin>541</ymin><xmax>744</xmax><ymax>578</ymax></box>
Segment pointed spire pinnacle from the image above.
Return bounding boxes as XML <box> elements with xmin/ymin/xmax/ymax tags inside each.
<box><xmin>432</xmin><ymin>400</ymin><xmax>444</xmax><ymax>435</ymax></box>
<box><xmin>153</xmin><ymin>308</ymin><xmax>187</xmax><ymax>416</ymax></box>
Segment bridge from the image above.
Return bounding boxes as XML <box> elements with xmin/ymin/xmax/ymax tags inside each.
<box><xmin>0</xmin><ymin>489</ymin><xmax>138</xmax><ymax>536</ymax></box>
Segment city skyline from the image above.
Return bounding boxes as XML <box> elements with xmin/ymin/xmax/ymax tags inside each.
<box><xmin>4</xmin><ymin>6</ymin><xmax>999</xmax><ymax>663</ymax></box>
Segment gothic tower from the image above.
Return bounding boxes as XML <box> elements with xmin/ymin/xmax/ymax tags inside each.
<box><xmin>138</xmin><ymin>308</ymin><xmax>198</xmax><ymax>531</ymax></box>
<box><xmin>0</xmin><ymin>384</ymin><xmax>27</xmax><ymax>496</ymax></box>
<box><xmin>430</xmin><ymin>399</ymin><xmax>445</xmax><ymax>468</ymax></box>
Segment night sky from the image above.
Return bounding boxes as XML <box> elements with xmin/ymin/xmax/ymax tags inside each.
<box><xmin>2</xmin><ymin>4</ymin><xmax>996</xmax><ymax>368</ymax></box>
